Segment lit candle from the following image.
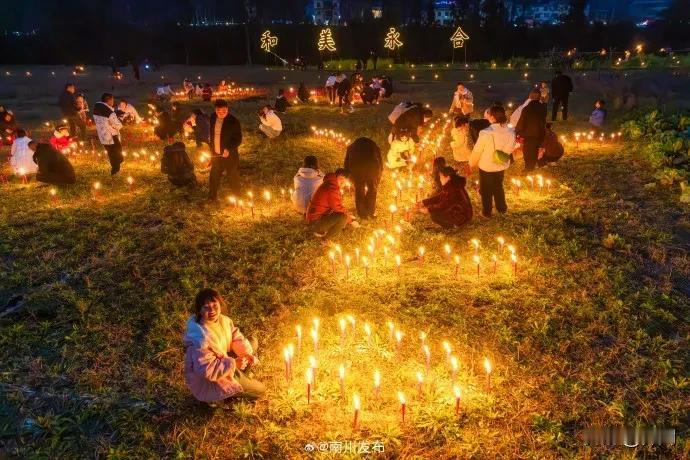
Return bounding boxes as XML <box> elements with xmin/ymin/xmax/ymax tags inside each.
<box><xmin>387</xmin><ymin>321</ymin><xmax>395</xmax><ymax>341</ymax></box>
<box><xmin>497</xmin><ymin>236</ymin><xmax>505</xmax><ymax>254</ymax></box>
<box><xmin>423</xmin><ymin>344</ymin><xmax>431</xmax><ymax>370</ymax></box>
<box><xmin>339</xmin><ymin>318</ymin><xmax>347</xmax><ymax>345</ymax></box>
<box><xmin>335</xmin><ymin>244</ymin><xmax>343</xmax><ymax>262</ymax></box>
<box><xmin>398</xmin><ymin>392</ymin><xmax>407</xmax><ymax>424</ymax></box>
<box><xmin>352</xmin><ymin>393</ymin><xmax>361</xmax><ymax>429</ymax></box>
<box><xmin>419</xmin><ymin>331</ymin><xmax>427</xmax><ymax>346</ymax></box>
<box><xmin>443</xmin><ymin>243</ymin><xmax>452</xmax><ymax>260</ymax></box>
<box><xmin>395</xmin><ymin>254</ymin><xmax>401</xmax><ymax>276</ymax></box>
<box><xmin>355</xmin><ymin>247</ymin><xmax>360</xmax><ymax>265</ymax></box>
<box><xmin>126</xmin><ymin>176</ymin><xmax>134</xmax><ymax>189</ymax></box>
<box><xmin>339</xmin><ymin>364</ymin><xmax>345</xmax><ymax>396</ymax></box>
<box><xmin>395</xmin><ymin>329</ymin><xmax>403</xmax><ymax>353</ymax></box>
<box><xmin>374</xmin><ymin>369</ymin><xmax>381</xmax><ymax>398</ymax></box>
<box><xmin>309</xmin><ymin>355</ymin><xmax>318</xmax><ymax>388</ymax></box>
<box><xmin>93</xmin><ymin>181</ymin><xmax>101</xmax><ymax>199</ymax></box>
<box><xmin>306</xmin><ymin>367</ymin><xmax>313</xmax><ymax>403</ymax></box>
<box><xmin>470</xmin><ymin>238</ymin><xmax>480</xmax><ymax>254</ymax></box>
<box><xmin>416</xmin><ymin>371</ymin><xmax>424</xmax><ymax>398</ymax></box>
<box><xmin>283</xmin><ymin>347</ymin><xmax>291</xmax><ymax>381</ymax></box>
<box><xmin>473</xmin><ymin>255</ymin><xmax>480</xmax><ymax>279</ymax></box>
<box><xmin>296</xmin><ymin>325</ymin><xmax>302</xmax><ymax>352</ymax></box>
<box><xmin>454</xmin><ymin>255</ymin><xmax>461</xmax><ymax>278</ymax></box>
<box><xmin>249</xmin><ymin>201</ymin><xmax>255</xmax><ymax>218</ymax></box>
<box><xmin>49</xmin><ymin>188</ymin><xmax>58</xmax><ymax>205</ymax></box>
<box><xmin>328</xmin><ymin>251</ymin><xmax>336</xmax><ymax>274</ymax></box>
<box><xmin>511</xmin><ymin>254</ymin><xmax>518</xmax><ymax>275</ymax></box>
<box><xmin>492</xmin><ymin>254</ymin><xmax>498</xmax><ymax>274</ymax></box>
<box><xmin>443</xmin><ymin>341</ymin><xmax>452</xmax><ymax>359</ymax></box>
<box><xmin>389</xmin><ymin>204</ymin><xmax>397</xmax><ymax>224</ymax></box>
<box><xmin>362</xmin><ymin>256</ymin><xmax>369</xmax><ymax>278</ymax></box>
<box><xmin>418</xmin><ymin>246</ymin><xmax>425</xmax><ymax>266</ymax></box>
<box><xmin>345</xmin><ymin>254</ymin><xmax>351</xmax><ymax>279</ymax></box>
<box><xmin>454</xmin><ymin>386</ymin><xmax>462</xmax><ymax>416</ymax></box>
<box><xmin>450</xmin><ymin>355</ymin><xmax>459</xmax><ymax>380</ymax></box>
<box><xmin>364</xmin><ymin>322</ymin><xmax>372</xmax><ymax>344</ymax></box>
<box><xmin>311</xmin><ymin>328</ymin><xmax>318</xmax><ymax>354</ymax></box>
<box><xmin>484</xmin><ymin>357</ymin><xmax>492</xmax><ymax>390</ymax></box>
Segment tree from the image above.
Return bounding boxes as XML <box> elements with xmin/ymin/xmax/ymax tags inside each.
<box><xmin>425</xmin><ymin>0</ymin><xmax>435</xmax><ymax>25</ymax></box>
<box><xmin>564</xmin><ymin>0</ymin><xmax>587</xmax><ymax>29</ymax></box>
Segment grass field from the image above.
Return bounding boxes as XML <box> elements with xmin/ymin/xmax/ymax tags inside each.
<box><xmin>1</xmin><ymin>66</ymin><xmax>689</xmax><ymax>459</ymax></box>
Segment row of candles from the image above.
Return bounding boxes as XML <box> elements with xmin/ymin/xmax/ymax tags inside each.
<box><xmin>560</xmin><ymin>131</ymin><xmax>623</xmax><ymax>148</ymax></box>
<box><xmin>326</xmin><ymin>233</ymin><xmax>519</xmax><ymax>280</ymax></box>
<box><xmin>282</xmin><ymin>316</ymin><xmax>494</xmax><ymax>427</ymax></box>
<box><xmin>309</xmin><ymin>126</ymin><xmax>352</xmax><ymax>146</ymax></box>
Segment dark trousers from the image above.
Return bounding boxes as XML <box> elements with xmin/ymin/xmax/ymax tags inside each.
<box><xmin>353</xmin><ymin>175</ymin><xmax>379</xmax><ymax>219</ymax></box>
<box><xmin>104</xmin><ymin>135</ymin><xmax>123</xmax><ymax>175</ymax></box>
<box><xmin>326</xmin><ymin>86</ymin><xmax>335</xmax><ymax>104</ymax></box>
<box><xmin>552</xmin><ymin>96</ymin><xmax>569</xmax><ymax>121</ymax></box>
<box><xmin>309</xmin><ymin>212</ymin><xmax>347</xmax><ymax>239</ymax></box>
<box><xmin>338</xmin><ymin>92</ymin><xmax>350</xmax><ymax>108</ymax></box>
<box><xmin>429</xmin><ymin>209</ymin><xmax>455</xmax><ymax>229</ymax></box>
<box><xmin>479</xmin><ymin>169</ymin><xmax>507</xmax><ymax>217</ymax></box>
<box><xmin>522</xmin><ymin>137</ymin><xmax>541</xmax><ymax>171</ymax></box>
<box><xmin>209</xmin><ymin>152</ymin><xmax>240</xmax><ymax>199</ymax></box>
<box><xmin>68</xmin><ymin>115</ymin><xmax>86</xmax><ymax>140</ymax></box>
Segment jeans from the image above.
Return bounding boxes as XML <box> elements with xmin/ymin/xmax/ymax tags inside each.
<box><xmin>104</xmin><ymin>135</ymin><xmax>123</xmax><ymax>175</ymax></box>
<box><xmin>309</xmin><ymin>212</ymin><xmax>347</xmax><ymax>239</ymax></box>
<box><xmin>479</xmin><ymin>169</ymin><xmax>507</xmax><ymax>217</ymax></box>
<box><xmin>209</xmin><ymin>152</ymin><xmax>240</xmax><ymax>199</ymax></box>
<box><xmin>326</xmin><ymin>86</ymin><xmax>335</xmax><ymax>104</ymax></box>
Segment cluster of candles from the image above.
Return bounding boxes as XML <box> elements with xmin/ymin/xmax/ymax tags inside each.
<box><xmin>326</xmin><ymin>234</ymin><xmax>520</xmax><ymax>280</ymax></box>
<box><xmin>281</xmin><ymin>315</ymin><xmax>495</xmax><ymax>428</ymax></box>
<box><xmin>509</xmin><ymin>174</ymin><xmax>553</xmax><ymax>195</ymax></box>
<box><xmin>172</xmin><ymin>82</ymin><xmax>262</xmax><ymax>100</ymax></box>
<box><xmin>223</xmin><ymin>187</ymin><xmax>294</xmax><ymax>218</ymax></box>
<box><xmin>560</xmin><ymin>131</ymin><xmax>623</xmax><ymax>148</ymax></box>
<box><xmin>310</xmin><ymin>126</ymin><xmax>352</xmax><ymax>146</ymax></box>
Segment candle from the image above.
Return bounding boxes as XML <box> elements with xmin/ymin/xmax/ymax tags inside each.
<box><xmin>416</xmin><ymin>371</ymin><xmax>424</xmax><ymax>398</ymax></box>
<box><xmin>335</xmin><ymin>244</ymin><xmax>343</xmax><ymax>262</ymax></box>
<box><xmin>309</xmin><ymin>355</ymin><xmax>318</xmax><ymax>388</ymax></box>
<box><xmin>364</xmin><ymin>322</ymin><xmax>372</xmax><ymax>345</ymax></box>
<box><xmin>283</xmin><ymin>347</ymin><xmax>291</xmax><ymax>381</ymax></box>
<box><xmin>423</xmin><ymin>344</ymin><xmax>431</xmax><ymax>370</ymax></box>
<box><xmin>484</xmin><ymin>357</ymin><xmax>492</xmax><ymax>390</ymax></box>
<box><xmin>443</xmin><ymin>243</ymin><xmax>452</xmax><ymax>260</ymax></box>
<box><xmin>296</xmin><ymin>325</ymin><xmax>302</xmax><ymax>352</ymax></box>
<box><xmin>387</xmin><ymin>321</ymin><xmax>395</xmax><ymax>341</ymax></box>
<box><xmin>312</xmin><ymin>317</ymin><xmax>320</xmax><ymax>332</ymax></box>
<box><xmin>345</xmin><ymin>254</ymin><xmax>351</xmax><ymax>279</ymax></box>
<box><xmin>362</xmin><ymin>256</ymin><xmax>369</xmax><ymax>278</ymax></box>
<box><xmin>443</xmin><ymin>341</ymin><xmax>452</xmax><ymax>359</ymax></box>
<box><xmin>511</xmin><ymin>254</ymin><xmax>518</xmax><ymax>275</ymax></box>
<box><xmin>306</xmin><ymin>367</ymin><xmax>313</xmax><ymax>403</ymax></box>
<box><xmin>126</xmin><ymin>176</ymin><xmax>134</xmax><ymax>189</ymax></box>
<box><xmin>249</xmin><ymin>201</ymin><xmax>255</xmax><ymax>218</ymax></box>
<box><xmin>49</xmin><ymin>188</ymin><xmax>58</xmax><ymax>205</ymax></box>
<box><xmin>473</xmin><ymin>255</ymin><xmax>480</xmax><ymax>279</ymax></box>
<box><xmin>311</xmin><ymin>328</ymin><xmax>318</xmax><ymax>354</ymax></box>
<box><xmin>454</xmin><ymin>386</ymin><xmax>462</xmax><ymax>416</ymax></box>
<box><xmin>395</xmin><ymin>254</ymin><xmax>401</xmax><ymax>276</ymax></box>
<box><xmin>328</xmin><ymin>251</ymin><xmax>336</xmax><ymax>274</ymax></box>
<box><xmin>374</xmin><ymin>370</ymin><xmax>381</xmax><ymax>398</ymax></box>
<box><xmin>492</xmin><ymin>254</ymin><xmax>498</xmax><ymax>274</ymax></box>
<box><xmin>497</xmin><ymin>236</ymin><xmax>505</xmax><ymax>254</ymax></box>
<box><xmin>339</xmin><ymin>364</ymin><xmax>345</xmax><ymax>396</ymax></box>
<box><xmin>339</xmin><ymin>318</ymin><xmax>347</xmax><ymax>345</ymax></box>
<box><xmin>470</xmin><ymin>238</ymin><xmax>480</xmax><ymax>254</ymax></box>
<box><xmin>450</xmin><ymin>355</ymin><xmax>459</xmax><ymax>380</ymax></box>
<box><xmin>395</xmin><ymin>330</ymin><xmax>403</xmax><ymax>352</ymax></box>
<box><xmin>418</xmin><ymin>246</ymin><xmax>425</xmax><ymax>266</ymax></box>
<box><xmin>352</xmin><ymin>393</ymin><xmax>361</xmax><ymax>429</ymax></box>
<box><xmin>454</xmin><ymin>255</ymin><xmax>461</xmax><ymax>278</ymax></box>
<box><xmin>355</xmin><ymin>247</ymin><xmax>360</xmax><ymax>265</ymax></box>
<box><xmin>389</xmin><ymin>204</ymin><xmax>397</xmax><ymax>224</ymax></box>
<box><xmin>93</xmin><ymin>181</ymin><xmax>101</xmax><ymax>198</ymax></box>
<box><xmin>398</xmin><ymin>392</ymin><xmax>407</xmax><ymax>424</ymax></box>
<box><xmin>419</xmin><ymin>331</ymin><xmax>427</xmax><ymax>346</ymax></box>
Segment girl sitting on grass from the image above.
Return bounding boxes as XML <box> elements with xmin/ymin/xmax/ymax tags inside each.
<box><xmin>183</xmin><ymin>289</ymin><xmax>265</xmax><ymax>406</ymax></box>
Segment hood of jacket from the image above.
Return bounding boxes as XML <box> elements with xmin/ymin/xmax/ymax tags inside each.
<box><xmin>296</xmin><ymin>167</ymin><xmax>322</xmax><ymax>180</ymax></box>
<box><xmin>321</xmin><ymin>173</ymin><xmax>340</xmax><ymax>188</ymax></box>
<box><xmin>183</xmin><ymin>315</ymin><xmax>211</xmax><ymax>349</ymax></box>
<box><xmin>93</xmin><ymin>101</ymin><xmax>113</xmax><ymax>118</ymax></box>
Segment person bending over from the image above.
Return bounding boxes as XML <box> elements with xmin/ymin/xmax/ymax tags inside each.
<box><xmin>183</xmin><ymin>288</ymin><xmax>265</xmax><ymax>406</ymax></box>
<box><xmin>292</xmin><ymin>155</ymin><xmax>324</xmax><ymax>215</ymax></box>
<box><xmin>30</xmin><ymin>141</ymin><xmax>76</xmax><ymax>185</ymax></box>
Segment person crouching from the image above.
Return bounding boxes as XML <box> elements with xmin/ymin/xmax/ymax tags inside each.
<box><xmin>416</xmin><ymin>166</ymin><xmax>472</xmax><ymax>229</ymax></box>
<box><xmin>161</xmin><ymin>142</ymin><xmax>196</xmax><ymax>187</ymax></box>
<box><xmin>258</xmin><ymin>105</ymin><xmax>282</xmax><ymax>139</ymax></box>
<box><xmin>183</xmin><ymin>289</ymin><xmax>265</xmax><ymax>406</ymax></box>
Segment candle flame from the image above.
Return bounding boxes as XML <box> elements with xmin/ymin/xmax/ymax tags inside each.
<box><xmin>374</xmin><ymin>370</ymin><xmax>381</xmax><ymax>387</ymax></box>
<box><xmin>450</xmin><ymin>355</ymin><xmax>458</xmax><ymax>370</ymax></box>
<box><xmin>395</xmin><ymin>330</ymin><xmax>403</xmax><ymax>343</ymax></box>
<box><xmin>345</xmin><ymin>255</ymin><xmax>351</xmax><ymax>266</ymax></box>
<box><xmin>454</xmin><ymin>385</ymin><xmax>461</xmax><ymax>399</ymax></box>
<box><xmin>339</xmin><ymin>364</ymin><xmax>345</xmax><ymax>379</ymax></box>
<box><xmin>306</xmin><ymin>367</ymin><xmax>313</xmax><ymax>384</ymax></box>
<box><xmin>473</xmin><ymin>255</ymin><xmax>480</xmax><ymax>265</ymax></box>
<box><xmin>444</xmin><ymin>243</ymin><xmax>451</xmax><ymax>254</ymax></box>
<box><xmin>416</xmin><ymin>371</ymin><xmax>424</xmax><ymax>383</ymax></box>
<box><xmin>353</xmin><ymin>393</ymin><xmax>360</xmax><ymax>410</ymax></box>
<box><xmin>484</xmin><ymin>357</ymin><xmax>492</xmax><ymax>374</ymax></box>
<box><xmin>398</xmin><ymin>391</ymin><xmax>406</xmax><ymax>404</ymax></box>
<box><xmin>423</xmin><ymin>344</ymin><xmax>430</xmax><ymax>358</ymax></box>
<box><xmin>339</xmin><ymin>318</ymin><xmax>346</xmax><ymax>332</ymax></box>
<box><xmin>296</xmin><ymin>325</ymin><xmax>302</xmax><ymax>338</ymax></box>
<box><xmin>309</xmin><ymin>355</ymin><xmax>317</xmax><ymax>368</ymax></box>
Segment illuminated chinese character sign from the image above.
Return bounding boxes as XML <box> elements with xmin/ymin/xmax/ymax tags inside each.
<box><xmin>384</xmin><ymin>27</ymin><xmax>403</xmax><ymax>51</ymax></box>
<box><xmin>450</xmin><ymin>27</ymin><xmax>470</xmax><ymax>48</ymax></box>
<box><xmin>318</xmin><ymin>28</ymin><xmax>336</xmax><ymax>52</ymax></box>
<box><xmin>260</xmin><ymin>30</ymin><xmax>278</xmax><ymax>53</ymax></box>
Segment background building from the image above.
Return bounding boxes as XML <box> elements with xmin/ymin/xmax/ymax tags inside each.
<box><xmin>312</xmin><ymin>0</ymin><xmax>342</xmax><ymax>24</ymax></box>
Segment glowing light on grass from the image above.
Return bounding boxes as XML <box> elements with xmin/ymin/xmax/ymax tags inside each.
<box><xmin>295</xmin><ymin>325</ymin><xmax>302</xmax><ymax>352</ymax></box>
<box><xmin>398</xmin><ymin>391</ymin><xmax>407</xmax><ymax>423</ymax></box>
<box><xmin>339</xmin><ymin>364</ymin><xmax>345</xmax><ymax>395</ymax></box>
<box><xmin>484</xmin><ymin>357</ymin><xmax>492</xmax><ymax>390</ymax></box>
<box><xmin>374</xmin><ymin>370</ymin><xmax>381</xmax><ymax>398</ymax></box>
<box><xmin>306</xmin><ymin>367</ymin><xmax>313</xmax><ymax>403</ymax></box>
<box><xmin>423</xmin><ymin>344</ymin><xmax>431</xmax><ymax>370</ymax></box>
<box><xmin>352</xmin><ymin>393</ymin><xmax>361</xmax><ymax>429</ymax></box>
<box><xmin>310</xmin><ymin>328</ymin><xmax>319</xmax><ymax>354</ymax></box>
<box><xmin>497</xmin><ymin>236</ymin><xmax>505</xmax><ymax>254</ymax></box>
<box><xmin>450</xmin><ymin>355</ymin><xmax>459</xmax><ymax>380</ymax></box>
<box><xmin>454</xmin><ymin>386</ymin><xmax>462</xmax><ymax>416</ymax></box>
<box><xmin>473</xmin><ymin>255</ymin><xmax>480</xmax><ymax>279</ymax></box>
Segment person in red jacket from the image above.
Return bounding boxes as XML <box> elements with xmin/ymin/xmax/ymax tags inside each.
<box><xmin>306</xmin><ymin>168</ymin><xmax>357</xmax><ymax>240</ymax></box>
<box><xmin>417</xmin><ymin>166</ymin><xmax>473</xmax><ymax>229</ymax></box>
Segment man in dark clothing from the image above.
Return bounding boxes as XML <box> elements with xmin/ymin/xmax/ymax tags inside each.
<box><xmin>274</xmin><ymin>89</ymin><xmax>290</xmax><ymax>113</ymax></box>
<box><xmin>344</xmin><ymin>137</ymin><xmax>383</xmax><ymax>220</ymax></box>
<box><xmin>336</xmin><ymin>74</ymin><xmax>352</xmax><ymax>113</ymax></box>
<box><xmin>58</xmin><ymin>83</ymin><xmax>85</xmax><ymax>140</ymax></box>
<box><xmin>161</xmin><ymin>142</ymin><xmax>196</xmax><ymax>186</ymax></box>
<box><xmin>515</xmin><ymin>90</ymin><xmax>547</xmax><ymax>171</ymax></box>
<box><xmin>208</xmin><ymin>99</ymin><xmax>242</xmax><ymax>201</ymax></box>
<box><xmin>154</xmin><ymin>107</ymin><xmax>176</xmax><ymax>141</ymax></box>
<box><xmin>551</xmin><ymin>71</ymin><xmax>573</xmax><ymax>121</ymax></box>
<box><xmin>29</xmin><ymin>141</ymin><xmax>76</xmax><ymax>184</ymax></box>
<box><xmin>394</xmin><ymin>105</ymin><xmax>432</xmax><ymax>143</ymax></box>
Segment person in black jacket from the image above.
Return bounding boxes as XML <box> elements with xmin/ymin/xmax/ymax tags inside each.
<box><xmin>161</xmin><ymin>142</ymin><xmax>196</xmax><ymax>186</ymax></box>
<box><xmin>274</xmin><ymin>89</ymin><xmax>290</xmax><ymax>113</ymax></box>
<box><xmin>394</xmin><ymin>105</ymin><xmax>432</xmax><ymax>143</ymax></box>
<box><xmin>343</xmin><ymin>137</ymin><xmax>383</xmax><ymax>219</ymax></box>
<box><xmin>58</xmin><ymin>83</ymin><xmax>86</xmax><ymax>141</ymax></box>
<box><xmin>515</xmin><ymin>90</ymin><xmax>547</xmax><ymax>171</ymax></box>
<box><xmin>297</xmin><ymin>82</ymin><xmax>309</xmax><ymax>103</ymax></box>
<box><xmin>208</xmin><ymin>99</ymin><xmax>242</xmax><ymax>201</ymax></box>
<box><xmin>551</xmin><ymin>71</ymin><xmax>573</xmax><ymax>121</ymax></box>
<box><xmin>336</xmin><ymin>74</ymin><xmax>353</xmax><ymax>113</ymax></box>
<box><xmin>153</xmin><ymin>106</ymin><xmax>176</xmax><ymax>141</ymax></box>
<box><xmin>29</xmin><ymin>141</ymin><xmax>76</xmax><ymax>184</ymax></box>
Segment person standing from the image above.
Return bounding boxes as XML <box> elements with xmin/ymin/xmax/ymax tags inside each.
<box><xmin>58</xmin><ymin>83</ymin><xmax>85</xmax><ymax>141</ymax></box>
<box><xmin>551</xmin><ymin>71</ymin><xmax>573</xmax><ymax>121</ymax></box>
<box><xmin>515</xmin><ymin>90</ymin><xmax>547</xmax><ymax>171</ymax></box>
<box><xmin>208</xmin><ymin>99</ymin><xmax>242</xmax><ymax>202</ymax></box>
<box><xmin>325</xmin><ymin>74</ymin><xmax>337</xmax><ymax>105</ymax></box>
<box><xmin>344</xmin><ymin>137</ymin><xmax>383</xmax><ymax>220</ymax></box>
<box><xmin>469</xmin><ymin>106</ymin><xmax>515</xmax><ymax>218</ymax></box>
<box><xmin>449</xmin><ymin>82</ymin><xmax>474</xmax><ymax>116</ymax></box>
<box><xmin>93</xmin><ymin>93</ymin><xmax>124</xmax><ymax>175</ymax></box>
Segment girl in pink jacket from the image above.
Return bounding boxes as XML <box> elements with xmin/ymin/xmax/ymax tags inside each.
<box><xmin>183</xmin><ymin>289</ymin><xmax>265</xmax><ymax>404</ymax></box>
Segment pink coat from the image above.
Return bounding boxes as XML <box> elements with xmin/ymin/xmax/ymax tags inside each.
<box><xmin>183</xmin><ymin>315</ymin><xmax>255</xmax><ymax>402</ymax></box>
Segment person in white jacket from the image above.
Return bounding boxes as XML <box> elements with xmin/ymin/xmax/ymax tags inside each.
<box><xmin>258</xmin><ymin>105</ymin><xmax>282</xmax><ymax>139</ymax></box>
<box><xmin>469</xmin><ymin>105</ymin><xmax>516</xmax><ymax>218</ymax></box>
<box><xmin>9</xmin><ymin>129</ymin><xmax>36</xmax><ymax>175</ymax></box>
<box><xmin>93</xmin><ymin>93</ymin><xmax>124</xmax><ymax>175</ymax></box>
<box><xmin>386</xmin><ymin>130</ymin><xmax>415</xmax><ymax>169</ymax></box>
<box><xmin>291</xmin><ymin>155</ymin><xmax>324</xmax><ymax>214</ymax></box>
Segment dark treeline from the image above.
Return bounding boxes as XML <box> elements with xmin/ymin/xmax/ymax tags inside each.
<box><xmin>0</xmin><ymin>0</ymin><xmax>688</xmax><ymax>65</ymax></box>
